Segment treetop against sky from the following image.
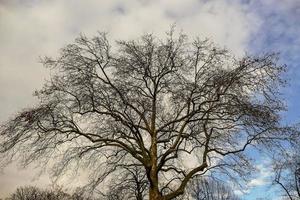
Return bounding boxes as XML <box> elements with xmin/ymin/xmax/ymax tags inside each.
<box><xmin>0</xmin><ymin>0</ymin><xmax>300</xmax><ymax>199</ymax></box>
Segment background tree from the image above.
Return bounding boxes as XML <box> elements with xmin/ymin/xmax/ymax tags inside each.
<box><xmin>6</xmin><ymin>186</ymin><xmax>70</xmax><ymax>200</ymax></box>
<box><xmin>0</xmin><ymin>30</ymin><xmax>292</xmax><ymax>200</ymax></box>
<box><xmin>4</xmin><ymin>186</ymin><xmax>98</xmax><ymax>200</ymax></box>
<box><xmin>103</xmin><ymin>166</ymin><xmax>148</xmax><ymax>200</ymax></box>
<box><xmin>187</xmin><ymin>177</ymin><xmax>240</xmax><ymax>200</ymax></box>
<box><xmin>273</xmin><ymin>149</ymin><xmax>300</xmax><ymax>200</ymax></box>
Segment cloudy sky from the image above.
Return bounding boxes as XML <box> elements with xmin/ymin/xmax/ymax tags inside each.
<box><xmin>0</xmin><ymin>0</ymin><xmax>299</xmax><ymax>199</ymax></box>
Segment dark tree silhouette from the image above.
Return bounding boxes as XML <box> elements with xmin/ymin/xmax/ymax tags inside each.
<box><xmin>0</xmin><ymin>30</ymin><xmax>292</xmax><ymax>200</ymax></box>
<box><xmin>6</xmin><ymin>186</ymin><xmax>70</xmax><ymax>200</ymax></box>
<box><xmin>5</xmin><ymin>186</ymin><xmax>96</xmax><ymax>200</ymax></box>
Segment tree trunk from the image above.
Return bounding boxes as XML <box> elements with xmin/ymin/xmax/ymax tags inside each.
<box><xmin>149</xmin><ymin>187</ymin><xmax>163</xmax><ymax>200</ymax></box>
<box><xmin>149</xmin><ymin>94</ymin><xmax>161</xmax><ymax>200</ymax></box>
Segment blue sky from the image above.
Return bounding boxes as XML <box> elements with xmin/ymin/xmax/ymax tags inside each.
<box><xmin>237</xmin><ymin>1</ymin><xmax>300</xmax><ymax>199</ymax></box>
<box><xmin>0</xmin><ymin>0</ymin><xmax>299</xmax><ymax>199</ymax></box>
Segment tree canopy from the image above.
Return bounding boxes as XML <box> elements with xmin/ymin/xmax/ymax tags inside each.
<box><xmin>0</xmin><ymin>30</ymin><xmax>295</xmax><ymax>200</ymax></box>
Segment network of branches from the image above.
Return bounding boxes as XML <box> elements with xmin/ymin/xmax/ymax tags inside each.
<box><xmin>0</xmin><ymin>29</ymin><xmax>295</xmax><ymax>200</ymax></box>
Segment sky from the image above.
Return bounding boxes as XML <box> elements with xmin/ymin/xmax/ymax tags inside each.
<box><xmin>0</xmin><ymin>0</ymin><xmax>299</xmax><ymax>199</ymax></box>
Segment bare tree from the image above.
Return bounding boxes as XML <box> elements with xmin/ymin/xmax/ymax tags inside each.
<box><xmin>273</xmin><ymin>150</ymin><xmax>300</xmax><ymax>200</ymax></box>
<box><xmin>5</xmin><ymin>185</ymin><xmax>99</xmax><ymax>200</ymax></box>
<box><xmin>0</xmin><ymin>30</ymin><xmax>292</xmax><ymax>200</ymax></box>
<box><xmin>187</xmin><ymin>177</ymin><xmax>240</xmax><ymax>200</ymax></box>
<box><xmin>6</xmin><ymin>186</ymin><xmax>70</xmax><ymax>200</ymax></box>
<box><xmin>103</xmin><ymin>166</ymin><xmax>148</xmax><ymax>200</ymax></box>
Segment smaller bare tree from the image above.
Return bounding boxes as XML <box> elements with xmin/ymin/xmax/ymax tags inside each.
<box><xmin>4</xmin><ymin>185</ymin><xmax>100</xmax><ymax>200</ymax></box>
<box><xmin>273</xmin><ymin>152</ymin><xmax>300</xmax><ymax>200</ymax></box>
<box><xmin>103</xmin><ymin>166</ymin><xmax>148</xmax><ymax>200</ymax></box>
<box><xmin>186</xmin><ymin>177</ymin><xmax>240</xmax><ymax>200</ymax></box>
<box><xmin>6</xmin><ymin>186</ymin><xmax>70</xmax><ymax>200</ymax></box>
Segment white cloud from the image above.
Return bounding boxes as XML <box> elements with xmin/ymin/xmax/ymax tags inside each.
<box><xmin>234</xmin><ymin>188</ymin><xmax>250</xmax><ymax>196</ymax></box>
<box><xmin>247</xmin><ymin>164</ymin><xmax>272</xmax><ymax>187</ymax></box>
<box><xmin>248</xmin><ymin>177</ymin><xmax>267</xmax><ymax>187</ymax></box>
<box><xmin>234</xmin><ymin>161</ymin><xmax>274</xmax><ymax>197</ymax></box>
